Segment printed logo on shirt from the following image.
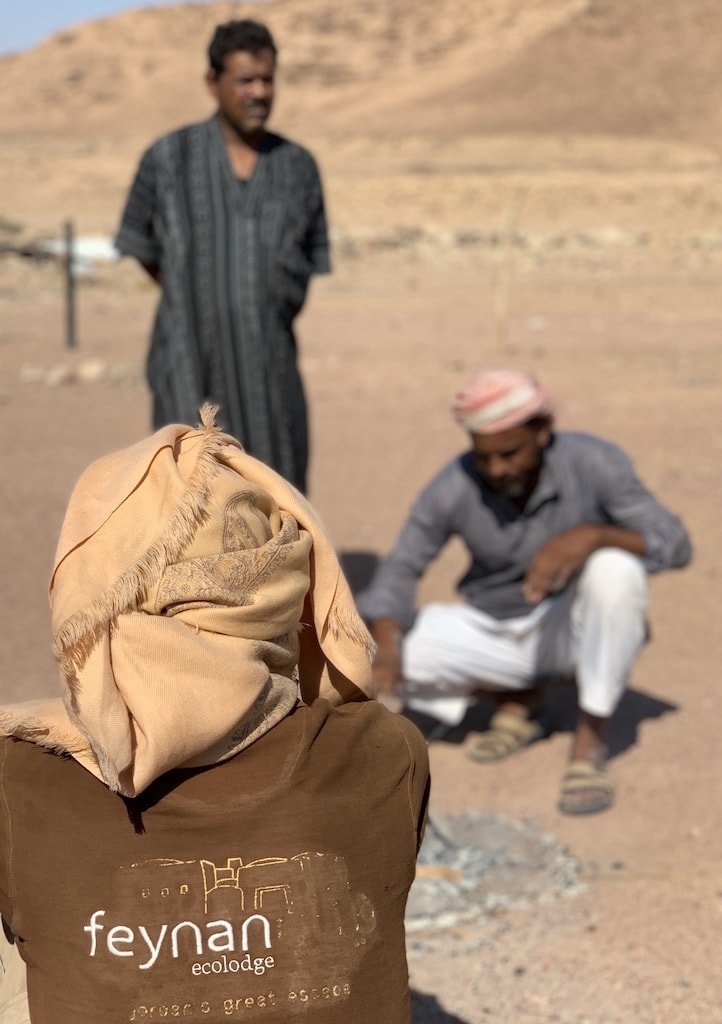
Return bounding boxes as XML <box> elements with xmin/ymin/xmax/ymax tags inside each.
<box><xmin>83</xmin><ymin>850</ymin><xmax>376</xmax><ymax>1020</ymax></box>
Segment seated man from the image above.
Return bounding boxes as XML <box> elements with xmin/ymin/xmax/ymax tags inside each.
<box><xmin>0</xmin><ymin>406</ymin><xmax>429</xmax><ymax>1024</ymax></box>
<box><xmin>359</xmin><ymin>369</ymin><xmax>691</xmax><ymax>816</ymax></box>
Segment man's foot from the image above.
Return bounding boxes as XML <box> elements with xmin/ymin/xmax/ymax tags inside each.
<box><xmin>466</xmin><ymin>710</ymin><xmax>543</xmax><ymax>762</ymax></box>
<box><xmin>558</xmin><ymin>759</ymin><xmax>615</xmax><ymax>815</ymax></box>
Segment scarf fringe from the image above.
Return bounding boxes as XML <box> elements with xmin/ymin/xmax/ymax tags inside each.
<box><xmin>327</xmin><ymin>603</ymin><xmax>376</xmax><ymax>659</ymax></box>
<box><xmin>0</xmin><ymin>710</ymin><xmax>82</xmax><ymax>757</ymax></box>
<box><xmin>53</xmin><ymin>409</ymin><xmax>233</xmax><ymax>691</ymax></box>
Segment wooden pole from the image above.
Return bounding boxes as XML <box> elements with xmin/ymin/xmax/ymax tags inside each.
<box><xmin>64</xmin><ymin>219</ymin><xmax>76</xmax><ymax>349</ymax></box>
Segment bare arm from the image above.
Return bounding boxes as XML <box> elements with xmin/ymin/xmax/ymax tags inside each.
<box><xmin>369</xmin><ymin>617</ymin><xmax>405</xmax><ymax>696</ymax></box>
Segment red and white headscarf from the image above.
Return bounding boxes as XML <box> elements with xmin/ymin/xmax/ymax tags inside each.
<box><xmin>452</xmin><ymin>369</ymin><xmax>554</xmax><ymax>434</ymax></box>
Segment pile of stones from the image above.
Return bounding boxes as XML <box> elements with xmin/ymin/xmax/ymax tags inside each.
<box><xmin>407</xmin><ymin>811</ymin><xmax>582</xmax><ymax>934</ymax></box>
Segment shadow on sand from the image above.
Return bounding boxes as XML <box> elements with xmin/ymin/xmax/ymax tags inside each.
<box><xmin>338</xmin><ymin>549</ymin><xmax>379</xmax><ymax>596</ymax></box>
<box><xmin>402</xmin><ymin>682</ymin><xmax>678</xmax><ymax>763</ymax></box>
<box><xmin>411</xmin><ymin>990</ymin><xmax>471</xmax><ymax>1024</ymax></box>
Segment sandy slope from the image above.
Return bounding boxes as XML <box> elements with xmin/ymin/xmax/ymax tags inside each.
<box><xmin>1</xmin><ymin>0</ymin><xmax>721</xmax><ymax>146</ymax></box>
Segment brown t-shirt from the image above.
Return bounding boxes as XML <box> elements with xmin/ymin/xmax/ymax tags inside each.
<box><xmin>0</xmin><ymin>700</ymin><xmax>429</xmax><ymax>1024</ymax></box>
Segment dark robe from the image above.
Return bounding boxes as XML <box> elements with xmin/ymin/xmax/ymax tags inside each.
<box><xmin>115</xmin><ymin>117</ymin><xmax>331</xmax><ymax>492</ymax></box>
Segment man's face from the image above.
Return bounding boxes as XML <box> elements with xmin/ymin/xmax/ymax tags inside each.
<box><xmin>471</xmin><ymin>421</ymin><xmax>551</xmax><ymax>503</ymax></box>
<box><xmin>206</xmin><ymin>48</ymin><xmax>275</xmax><ymax>138</ymax></box>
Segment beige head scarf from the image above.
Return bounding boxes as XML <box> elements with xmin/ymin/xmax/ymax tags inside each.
<box><xmin>0</xmin><ymin>407</ymin><xmax>375</xmax><ymax>797</ymax></box>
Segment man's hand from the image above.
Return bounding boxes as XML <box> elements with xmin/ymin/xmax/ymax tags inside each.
<box><xmin>372</xmin><ymin>648</ymin><xmax>403</xmax><ymax>696</ymax></box>
<box><xmin>523</xmin><ymin>523</ymin><xmax>647</xmax><ymax>604</ymax></box>
<box><xmin>370</xmin><ymin>618</ymin><xmax>404</xmax><ymax>696</ymax></box>
<box><xmin>523</xmin><ymin>525</ymin><xmax>604</xmax><ymax>604</ymax></box>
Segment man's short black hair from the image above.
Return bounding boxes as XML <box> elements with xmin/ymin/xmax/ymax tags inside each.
<box><xmin>207</xmin><ymin>19</ymin><xmax>277</xmax><ymax>77</ymax></box>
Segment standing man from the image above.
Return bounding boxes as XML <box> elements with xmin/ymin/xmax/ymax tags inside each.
<box><xmin>359</xmin><ymin>369</ymin><xmax>692</xmax><ymax>815</ymax></box>
<box><xmin>115</xmin><ymin>19</ymin><xmax>331</xmax><ymax>493</ymax></box>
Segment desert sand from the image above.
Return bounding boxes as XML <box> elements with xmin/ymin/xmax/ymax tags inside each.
<box><xmin>1</xmin><ymin>2</ymin><xmax>721</xmax><ymax>1021</ymax></box>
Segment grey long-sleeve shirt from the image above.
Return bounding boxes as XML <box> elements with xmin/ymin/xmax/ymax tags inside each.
<box><xmin>358</xmin><ymin>431</ymin><xmax>692</xmax><ymax>626</ymax></box>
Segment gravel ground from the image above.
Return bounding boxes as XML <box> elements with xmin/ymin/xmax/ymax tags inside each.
<box><xmin>1</xmin><ymin>246</ymin><xmax>721</xmax><ymax>1023</ymax></box>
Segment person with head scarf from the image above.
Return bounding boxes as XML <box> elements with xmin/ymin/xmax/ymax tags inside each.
<box><xmin>358</xmin><ymin>369</ymin><xmax>691</xmax><ymax>816</ymax></box>
<box><xmin>0</xmin><ymin>407</ymin><xmax>429</xmax><ymax>1024</ymax></box>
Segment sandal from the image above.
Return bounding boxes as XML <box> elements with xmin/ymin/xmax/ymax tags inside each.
<box><xmin>558</xmin><ymin>760</ymin><xmax>615</xmax><ymax>815</ymax></box>
<box><xmin>466</xmin><ymin>710</ymin><xmax>543</xmax><ymax>763</ymax></box>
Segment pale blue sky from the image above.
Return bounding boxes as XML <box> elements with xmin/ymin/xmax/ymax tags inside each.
<box><xmin>1</xmin><ymin>1</ymin><xmax>225</xmax><ymax>56</ymax></box>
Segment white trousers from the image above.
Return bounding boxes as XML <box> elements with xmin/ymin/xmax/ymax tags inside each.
<box><xmin>402</xmin><ymin>548</ymin><xmax>648</xmax><ymax>725</ymax></box>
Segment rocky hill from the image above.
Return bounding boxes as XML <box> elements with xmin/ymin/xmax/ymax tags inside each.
<box><xmin>0</xmin><ymin>0</ymin><xmax>720</xmax><ymax>149</ymax></box>
<box><xmin>2</xmin><ymin>0</ymin><xmax>722</xmax><ymax>242</ymax></box>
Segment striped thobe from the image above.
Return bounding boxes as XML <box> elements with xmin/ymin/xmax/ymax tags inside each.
<box><xmin>115</xmin><ymin>117</ymin><xmax>331</xmax><ymax>492</ymax></box>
